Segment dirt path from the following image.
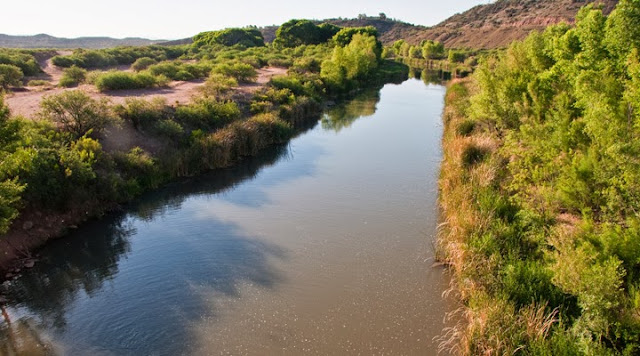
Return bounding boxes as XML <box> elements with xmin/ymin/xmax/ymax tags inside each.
<box><xmin>7</xmin><ymin>66</ymin><xmax>288</xmax><ymax>118</ymax></box>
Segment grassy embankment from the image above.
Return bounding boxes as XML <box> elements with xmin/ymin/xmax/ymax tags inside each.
<box><xmin>438</xmin><ymin>1</ymin><xmax>640</xmax><ymax>354</ymax></box>
<box><xmin>0</xmin><ymin>25</ymin><xmax>408</xmax><ymax>274</ymax></box>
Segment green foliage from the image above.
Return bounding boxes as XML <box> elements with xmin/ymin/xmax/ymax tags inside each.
<box><xmin>421</xmin><ymin>40</ymin><xmax>446</xmax><ymax>60</ymax></box>
<box><xmin>193</xmin><ymin>28</ymin><xmax>265</xmax><ymax>48</ymax></box>
<box><xmin>94</xmin><ymin>71</ymin><xmax>165</xmax><ymax>91</ymax></box>
<box><xmin>0</xmin><ymin>64</ymin><xmax>24</xmax><ymax>88</ymax></box>
<box><xmin>52</xmin><ymin>46</ymin><xmax>187</xmax><ymax>69</ymax></box>
<box><xmin>332</xmin><ymin>26</ymin><xmax>378</xmax><ymax>47</ymax></box>
<box><xmin>199</xmin><ymin>73</ymin><xmax>238</xmax><ymax>97</ymax></box>
<box><xmin>448</xmin><ymin>50</ymin><xmax>467</xmax><ymax>64</ymax></box>
<box><xmin>27</xmin><ymin>80</ymin><xmax>50</xmax><ymax>87</ymax></box>
<box><xmin>131</xmin><ymin>57</ymin><xmax>157</xmax><ymax>72</ymax></box>
<box><xmin>444</xmin><ymin>1</ymin><xmax>640</xmax><ymax>353</ymax></box>
<box><xmin>0</xmin><ymin>49</ymin><xmax>40</xmax><ymax>76</ymax></box>
<box><xmin>114</xmin><ymin>97</ymin><xmax>167</xmax><ymax>131</ymax></box>
<box><xmin>211</xmin><ymin>62</ymin><xmax>257</xmax><ymax>83</ymax></box>
<box><xmin>59</xmin><ymin>65</ymin><xmax>87</xmax><ymax>87</ymax></box>
<box><xmin>174</xmin><ymin>98</ymin><xmax>240</xmax><ymax>130</ymax></box>
<box><xmin>147</xmin><ymin>61</ymin><xmax>211</xmax><ymax>81</ymax></box>
<box><xmin>39</xmin><ymin>90</ymin><xmax>115</xmax><ymax>137</ymax></box>
<box><xmin>274</xmin><ymin>20</ymin><xmax>339</xmax><ymax>48</ymax></box>
<box><xmin>321</xmin><ymin>33</ymin><xmax>381</xmax><ymax>92</ymax></box>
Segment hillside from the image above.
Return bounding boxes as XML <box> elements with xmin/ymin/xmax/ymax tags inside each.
<box><xmin>409</xmin><ymin>0</ymin><xmax>619</xmax><ymax>48</ymax></box>
<box><xmin>259</xmin><ymin>0</ymin><xmax>617</xmax><ymax>49</ymax></box>
<box><xmin>0</xmin><ymin>33</ymin><xmax>164</xmax><ymax>49</ymax></box>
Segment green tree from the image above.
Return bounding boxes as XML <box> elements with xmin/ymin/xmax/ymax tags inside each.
<box><xmin>193</xmin><ymin>28</ymin><xmax>265</xmax><ymax>48</ymax></box>
<box><xmin>39</xmin><ymin>90</ymin><xmax>116</xmax><ymax>138</ymax></box>
<box><xmin>59</xmin><ymin>65</ymin><xmax>87</xmax><ymax>87</ymax></box>
<box><xmin>0</xmin><ymin>64</ymin><xmax>23</xmax><ymax>88</ymax></box>
<box><xmin>421</xmin><ymin>40</ymin><xmax>445</xmax><ymax>60</ymax></box>
<box><xmin>332</xmin><ymin>26</ymin><xmax>378</xmax><ymax>47</ymax></box>
<box><xmin>274</xmin><ymin>20</ymin><xmax>330</xmax><ymax>47</ymax></box>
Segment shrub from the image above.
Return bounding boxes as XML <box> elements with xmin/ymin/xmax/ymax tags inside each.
<box><xmin>267</xmin><ymin>57</ymin><xmax>293</xmax><ymax>68</ymax></box>
<box><xmin>175</xmin><ymin>98</ymin><xmax>240</xmax><ymax>130</ymax></box>
<box><xmin>59</xmin><ymin>65</ymin><xmax>87</xmax><ymax>87</ymax></box>
<box><xmin>94</xmin><ymin>71</ymin><xmax>161</xmax><ymax>91</ymax></box>
<box><xmin>27</xmin><ymin>80</ymin><xmax>51</xmax><ymax>87</ymax></box>
<box><xmin>193</xmin><ymin>28</ymin><xmax>265</xmax><ymax>47</ymax></box>
<box><xmin>274</xmin><ymin>20</ymin><xmax>338</xmax><ymax>47</ymax></box>
<box><xmin>0</xmin><ymin>64</ymin><xmax>24</xmax><ymax>88</ymax></box>
<box><xmin>456</xmin><ymin>119</ymin><xmax>476</xmax><ymax>136</ymax></box>
<box><xmin>115</xmin><ymin>97</ymin><xmax>167</xmax><ymax>130</ymax></box>
<box><xmin>461</xmin><ymin>143</ymin><xmax>489</xmax><ymax>168</ymax></box>
<box><xmin>0</xmin><ymin>50</ymin><xmax>41</xmax><ymax>76</ymax></box>
<box><xmin>199</xmin><ymin>73</ymin><xmax>238</xmax><ymax>97</ymax></box>
<box><xmin>153</xmin><ymin>119</ymin><xmax>184</xmax><ymax>140</ymax></box>
<box><xmin>131</xmin><ymin>57</ymin><xmax>157</xmax><ymax>72</ymax></box>
<box><xmin>332</xmin><ymin>26</ymin><xmax>379</xmax><ymax>47</ymax></box>
<box><xmin>212</xmin><ymin>63</ymin><xmax>257</xmax><ymax>83</ymax></box>
<box><xmin>39</xmin><ymin>90</ymin><xmax>116</xmax><ymax>137</ymax></box>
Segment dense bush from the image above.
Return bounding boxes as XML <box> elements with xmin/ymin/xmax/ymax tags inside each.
<box><xmin>199</xmin><ymin>73</ymin><xmax>238</xmax><ymax>97</ymax></box>
<box><xmin>439</xmin><ymin>1</ymin><xmax>640</xmax><ymax>354</ymax></box>
<box><xmin>421</xmin><ymin>40</ymin><xmax>445</xmax><ymax>60</ymax></box>
<box><xmin>332</xmin><ymin>26</ymin><xmax>378</xmax><ymax>47</ymax></box>
<box><xmin>94</xmin><ymin>71</ymin><xmax>166</xmax><ymax>91</ymax></box>
<box><xmin>321</xmin><ymin>33</ymin><xmax>381</xmax><ymax>92</ymax></box>
<box><xmin>39</xmin><ymin>90</ymin><xmax>116</xmax><ymax>137</ymax></box>
<box><xmin>0</xmin><ymin>49</ymin><xmax>41</xmax><ymax>76</ymax></box>
<box><xmin>114</xmin><ymin>97</ymin><xmax>168</xmax><ymax>131</ymax></box>
<box><xmin>147</xmin><ymin>61</ymin><xmax>211</xmax><ymax>81</ymax></box>
<box><xmin>131</xmin><ymin>57</ymin><xmax>157</xmax><ymax>72</ymax></box>
<box><xmin>27</xmin><ymin>80</ymin><xmax>51</xmax><ymax>87</ymax></box>
<box><xmin>193</xmin><ymin>28</ymin><xmax>265</xmax><ymax>48</ymax></box>
<box><xmin>0</xmin><ymin>64</ymin><xmax>23</xmax><ymax>88</ymax></box>
<box><xmin>52</xmin><ymin>46</ymin><xmax>187</xmax><ymax>69</ymax></box>
<box><xmin>211</xmin><ymin>62</ymin><xmax>257</xmax><ymax>83</ymax></box>
<box><xmin>174</xmin><ymin>98</ymin><xmax>240</xmax><ymax>130</ymax></box>
<box><xmin>59</xmin><ymin>65</ymin><xmax>87</xmax><ymax>87</ymax></box>
<box><xmin>274</xmin><ymin>20</ymin><xmax>340</xmax><ymax>48</ymax></box>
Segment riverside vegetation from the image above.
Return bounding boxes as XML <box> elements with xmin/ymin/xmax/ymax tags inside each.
<box><xmin>0</xmin><ymin>24</ymin><xmax>408</xmax><ymax>271</ymax></box>
<box><xmin>439</xmin><ymin>0</ymin><xmax>640</xmax><ymax>354</ymax></box>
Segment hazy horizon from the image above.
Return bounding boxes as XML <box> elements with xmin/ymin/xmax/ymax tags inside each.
<box><xmin>2</xmin><ymin>0</ymin><xmax>491</xmax><ymax>40</ymax></box>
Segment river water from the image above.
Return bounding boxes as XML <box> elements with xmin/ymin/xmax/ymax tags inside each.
<box><xmin>0</xmin><ymin>78</ymin><xmax>454</xmax><ymax>355</ymax></box>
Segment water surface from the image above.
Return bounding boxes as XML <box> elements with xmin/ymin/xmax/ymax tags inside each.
<box><xmin>0</xmin><ymin>79</ymin><xmax>453</xmax><ymax>355</ymax></box>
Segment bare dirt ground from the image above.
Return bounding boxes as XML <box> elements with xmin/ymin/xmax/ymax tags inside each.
<box><xmin>6</xmin><ymin>52</ymin><xmax>288</xmax><ymax>118</ymax></box>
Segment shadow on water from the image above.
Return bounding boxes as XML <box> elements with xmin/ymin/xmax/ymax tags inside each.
<box><xmin>0</xmin><ymin>88</ymin><xmax>388</xmax><ymax>354</ymax></box>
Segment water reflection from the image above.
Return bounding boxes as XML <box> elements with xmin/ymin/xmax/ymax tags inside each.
<box><xmin>321</xmin><ymin>90</ymin><xmax>381</xmax><ymax>133</ymax></box>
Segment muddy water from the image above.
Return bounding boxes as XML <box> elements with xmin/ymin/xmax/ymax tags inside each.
<box><xmin>0</xmin><ymin>79</ymin><xmax>454</xmax><ymax>355</ymax></box>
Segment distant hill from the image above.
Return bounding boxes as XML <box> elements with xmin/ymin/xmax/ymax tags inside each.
<box><xmin>405</xmin><ymin>0</ymin><xmax>619</xmax><ymax>48</ymax></box>
<box><xmin>0</xmin><ymin>33</ymin><xmax>165</xmax><ymax>49</ymax></box>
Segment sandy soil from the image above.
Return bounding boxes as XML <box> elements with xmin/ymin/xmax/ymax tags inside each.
<box><xmin>6</xmin><ymin>55</ymin><xmax>287</xmax><ymax>118</ymax></box>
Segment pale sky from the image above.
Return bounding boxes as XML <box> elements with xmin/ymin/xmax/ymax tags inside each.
<box><xmin>3</xmin><ymin>0</ymin><xmax>492</xmax><ymax>40</ymax></box>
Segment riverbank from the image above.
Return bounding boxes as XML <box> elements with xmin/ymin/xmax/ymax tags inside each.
<box><xmin>437</xmin><ymin>2</ymin><xmax>640</xmax><ymax>351</ymax></box>
<box><xmin>0</xmin><ymin>60</ymin><xmax>409</xmax><ymax>281</ymax></box>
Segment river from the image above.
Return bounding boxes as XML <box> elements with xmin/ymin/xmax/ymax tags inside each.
<box><xmin>0</xmin><ymin>78</ymin><xmax>454</xmax><ymax>355</ymax></box>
